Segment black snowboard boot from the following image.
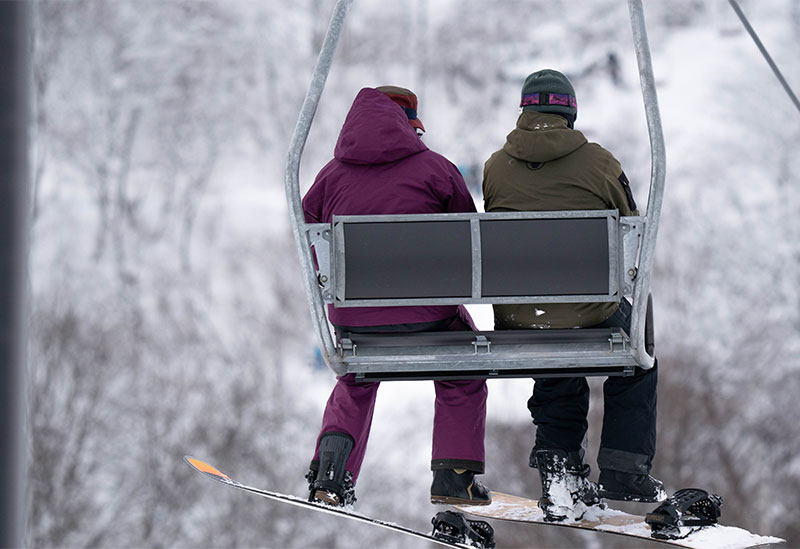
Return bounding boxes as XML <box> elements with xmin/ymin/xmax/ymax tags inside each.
<box><xmin>309</xmin><ymin>432</ymin><xmax>357</xmax><ymax>506</ymax></box>
<box><xmin>598</xmin><ymin>469</ymin><xmax>666</xmax><ymax>503</ymax></box>
<box><xmin>430</xmin><ymin>469</ymin><xmax>491</xmax><ymax>506</ymax></box>
<box><xmin>531</xmin><ymin>449</ymin><xmax>602</xmax><ymax>521</ymax></box>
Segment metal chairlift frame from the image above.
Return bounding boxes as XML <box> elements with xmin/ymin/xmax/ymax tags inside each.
<box><xmin>285</xmin><ymin>0</ymin><xmax>665</xmax><ymax>379</ymax></box>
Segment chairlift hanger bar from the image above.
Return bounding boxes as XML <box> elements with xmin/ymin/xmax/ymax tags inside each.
<box><xmin>625</xmin><ymin>0</ymin><xmax>663</xmax><ymax>369</ymax></box>
<box><xmin>728</xmin><ymin>0</ymin><xmax>800</xmax><ymax>114</ymax></box>
<box><xmin>285</xmin><ymin>0</ymin><xmax>354</xmax><ymax>376</ymax></box>
<box><xmin>285</xmin><ymin>0</ymin><xmax>663</xmax><ymax>376</ymax></box>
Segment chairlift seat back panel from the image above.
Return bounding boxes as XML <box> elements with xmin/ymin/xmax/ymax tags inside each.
<box><xmin>342</xmin><ymin>220</ymin><xmax>472</xmax><ymax>299</ymax></box>
<box><xmin>331</xmin><ymin>211</ymin><xmax>621</xmax><ymax>307</ymax></box>
<box><xmin>481</xmin><ymin>217</ymin><xmax>609</xmax><ymax>297</ymax></box>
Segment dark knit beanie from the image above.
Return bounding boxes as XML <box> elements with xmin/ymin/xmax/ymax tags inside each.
<box><xmin>520</xmin><ymin>69</ymin><xmax>577</xmax><ymax>128</ymax></box>
<box><xmin>375</xmin><ymin>85</ymin><xmax>425</xmax><ymax>132</ymax></box>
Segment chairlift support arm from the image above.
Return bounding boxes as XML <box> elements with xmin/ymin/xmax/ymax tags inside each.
<box><xmin>627</xmin><ymin>0</ymin><xmax>664</xmax><ymax>369</ymax></box>
<box><xmin>285</xmin><ymin>0</ymin><xmax>353</xmax><ymax>376</ymax></box>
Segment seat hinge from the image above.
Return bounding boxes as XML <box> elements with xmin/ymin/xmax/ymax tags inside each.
<box><xmin>339</xmin><ymin>337</ymin><xmax>356</xmax><ymax>358</ymax></box>
<box><xmin>472</xmin><ymin>335</ymin><xmax>491</xmax><ymax>354</ymax></box>
<box><xmin>609</xmin><ymin>331</ymin><xmax>627</xmax><ymax>352</ymax></box>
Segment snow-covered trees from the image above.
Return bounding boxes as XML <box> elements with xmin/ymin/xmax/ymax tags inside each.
<box><xmin>30</xmin><ymin>1</ymin><xmax>315</xmax><ymax>547</ymax></box>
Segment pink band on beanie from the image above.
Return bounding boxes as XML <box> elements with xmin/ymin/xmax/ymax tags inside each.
<box><xmin>521</xmin><ymin>93</ymin><xmax>577</xmax><ymax>109</ymax></box>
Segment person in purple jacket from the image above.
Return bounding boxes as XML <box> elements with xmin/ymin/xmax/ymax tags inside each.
<box><xmin>303</xmin><ymin>86</ymin><xmax>491</xmax><ymax>508</ymax></box>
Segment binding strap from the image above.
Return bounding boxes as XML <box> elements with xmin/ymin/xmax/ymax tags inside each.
<box><xmin>646</xmin><ymin>488</ymin><xmax>723</xmax><ymax>540</ymax></box>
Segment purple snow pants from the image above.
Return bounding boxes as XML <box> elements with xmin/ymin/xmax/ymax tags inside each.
<box><xmin>311</xmin><ymin>307</ymin><xmax>487</xmax><ymax>482</ymax></box>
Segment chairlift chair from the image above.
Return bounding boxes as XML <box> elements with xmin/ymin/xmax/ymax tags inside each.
<box><xmin>285</xmin><ymin>0</ymin><xmax>665</xmax><ymax>381</ymax></box>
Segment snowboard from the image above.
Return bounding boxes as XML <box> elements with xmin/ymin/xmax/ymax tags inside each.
<box><xmin>455</xmin><ymin>492</ymin><xmax>784</xmax><ymax>549</ymax></box>
<box><xmin>184</xmin><ymin>456</ymin><xmax>474</xmax><ymax>548</ymax></box>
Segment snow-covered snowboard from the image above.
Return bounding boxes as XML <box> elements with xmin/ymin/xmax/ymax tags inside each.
<box><xmin>184</xmin><ymin>456</ymin><xmax>475</xmax><ymax>548</ymax></box>
<box><xmin>455</xmin><ymin>492</ymin><xmax>784</xmax><ymax>549</ymax></box>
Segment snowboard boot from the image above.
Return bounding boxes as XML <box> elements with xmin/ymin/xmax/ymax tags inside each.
<box><xmin>598</xmin><ymin>469</ymin><xmax>666</xmax><ymax>503</ymax></box>
<box><xmin>432</xmin><ymin>510</ymin><xmax>496</xmax><ymax>549</ymax></box>
<box><xmin>430</xmin><ymin>469</ymin><xmax>492</xmax><ymax>506</ymax></box>
<box><xmin>309</xmin><ymin>432</ymin><xmax>357</xmax><ymax>506</ymax></box>
<box><xmin>531</xmin><ymin>448</ymin><xmax>602</xmax><ymax>522</ymax></box>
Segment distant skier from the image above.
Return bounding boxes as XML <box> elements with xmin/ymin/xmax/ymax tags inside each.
<box><xmin>482</xmin><ymin>69</ymin><xmax>665</xmax><ymax>520</ymax></box>
<box><xmin>303</xmin><ymin>86</ymin><xmax>491</xmax><ymax>508</ymax></box>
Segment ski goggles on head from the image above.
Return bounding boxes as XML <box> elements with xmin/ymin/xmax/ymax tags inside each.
<box><xmin>520</xmin><ymin>93</ymin><xmax>577</xmax><ymax>109</ymax></box>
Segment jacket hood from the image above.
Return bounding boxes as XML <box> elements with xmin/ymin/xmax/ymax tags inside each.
<box><xmin>503</xmin><ymin>111</ymin><xmax>587</xmax><ymax>163</ymax></box>
<box><xmin>334</xmin><ymin>88</ymin><xmax>428</xmax><ymax>165</ymax></box>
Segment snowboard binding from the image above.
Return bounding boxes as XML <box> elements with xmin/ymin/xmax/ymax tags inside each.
<box><xmin>431</xmin><ymin>510</ymin><xmax>495</xmax><ymax>549</ymax></box>
<box><xmin>307</xmin><ymin>432</ymin><xmax>357</xmax><ymax>506</ymax></box>
<box><xmin>645</xmin><ymin>488</ymin><xmax>723</xmax><ymax>540</ymax></box>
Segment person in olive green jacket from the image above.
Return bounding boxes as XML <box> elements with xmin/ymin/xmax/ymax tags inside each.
<box><xmin>483</xmin><ymin>69</ymin><xmax>665</xmax><ymax>521</ymax></box>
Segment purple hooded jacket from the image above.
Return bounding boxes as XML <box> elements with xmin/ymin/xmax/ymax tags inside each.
<box><xmin>303</xmin><ymin>88</ymin><xmax>477</xmax><ymax>327</ymax></box>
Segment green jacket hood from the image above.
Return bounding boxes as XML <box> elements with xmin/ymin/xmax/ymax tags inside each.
<box><xmin>503</xmin><ymin>111</ymin><xmax>587</xmax><ymax>163</ymax></box>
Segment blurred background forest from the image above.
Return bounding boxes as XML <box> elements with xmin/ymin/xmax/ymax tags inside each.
<box><xmin>28</xmin><ymin>0</ymin><xmax>799</xmax><ymax>547</ymax></box>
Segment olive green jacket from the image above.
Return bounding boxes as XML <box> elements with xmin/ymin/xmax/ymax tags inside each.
<box><xmin>483</xmin><ymin>111</ymin><xmax>638</xmax><ymax>329</ymax></box>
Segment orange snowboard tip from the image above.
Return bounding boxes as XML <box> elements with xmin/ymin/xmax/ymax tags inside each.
<box><xmin>186</xmin><ymin>456</ymin><xmax>230</xmax><ymax>480</ymax></box>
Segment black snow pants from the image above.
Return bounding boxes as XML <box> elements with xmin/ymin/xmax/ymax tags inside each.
<box><xmin>527</xmin><ymin>298</ymin><xmax>658</xmax><ymax>475</ymax></box>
